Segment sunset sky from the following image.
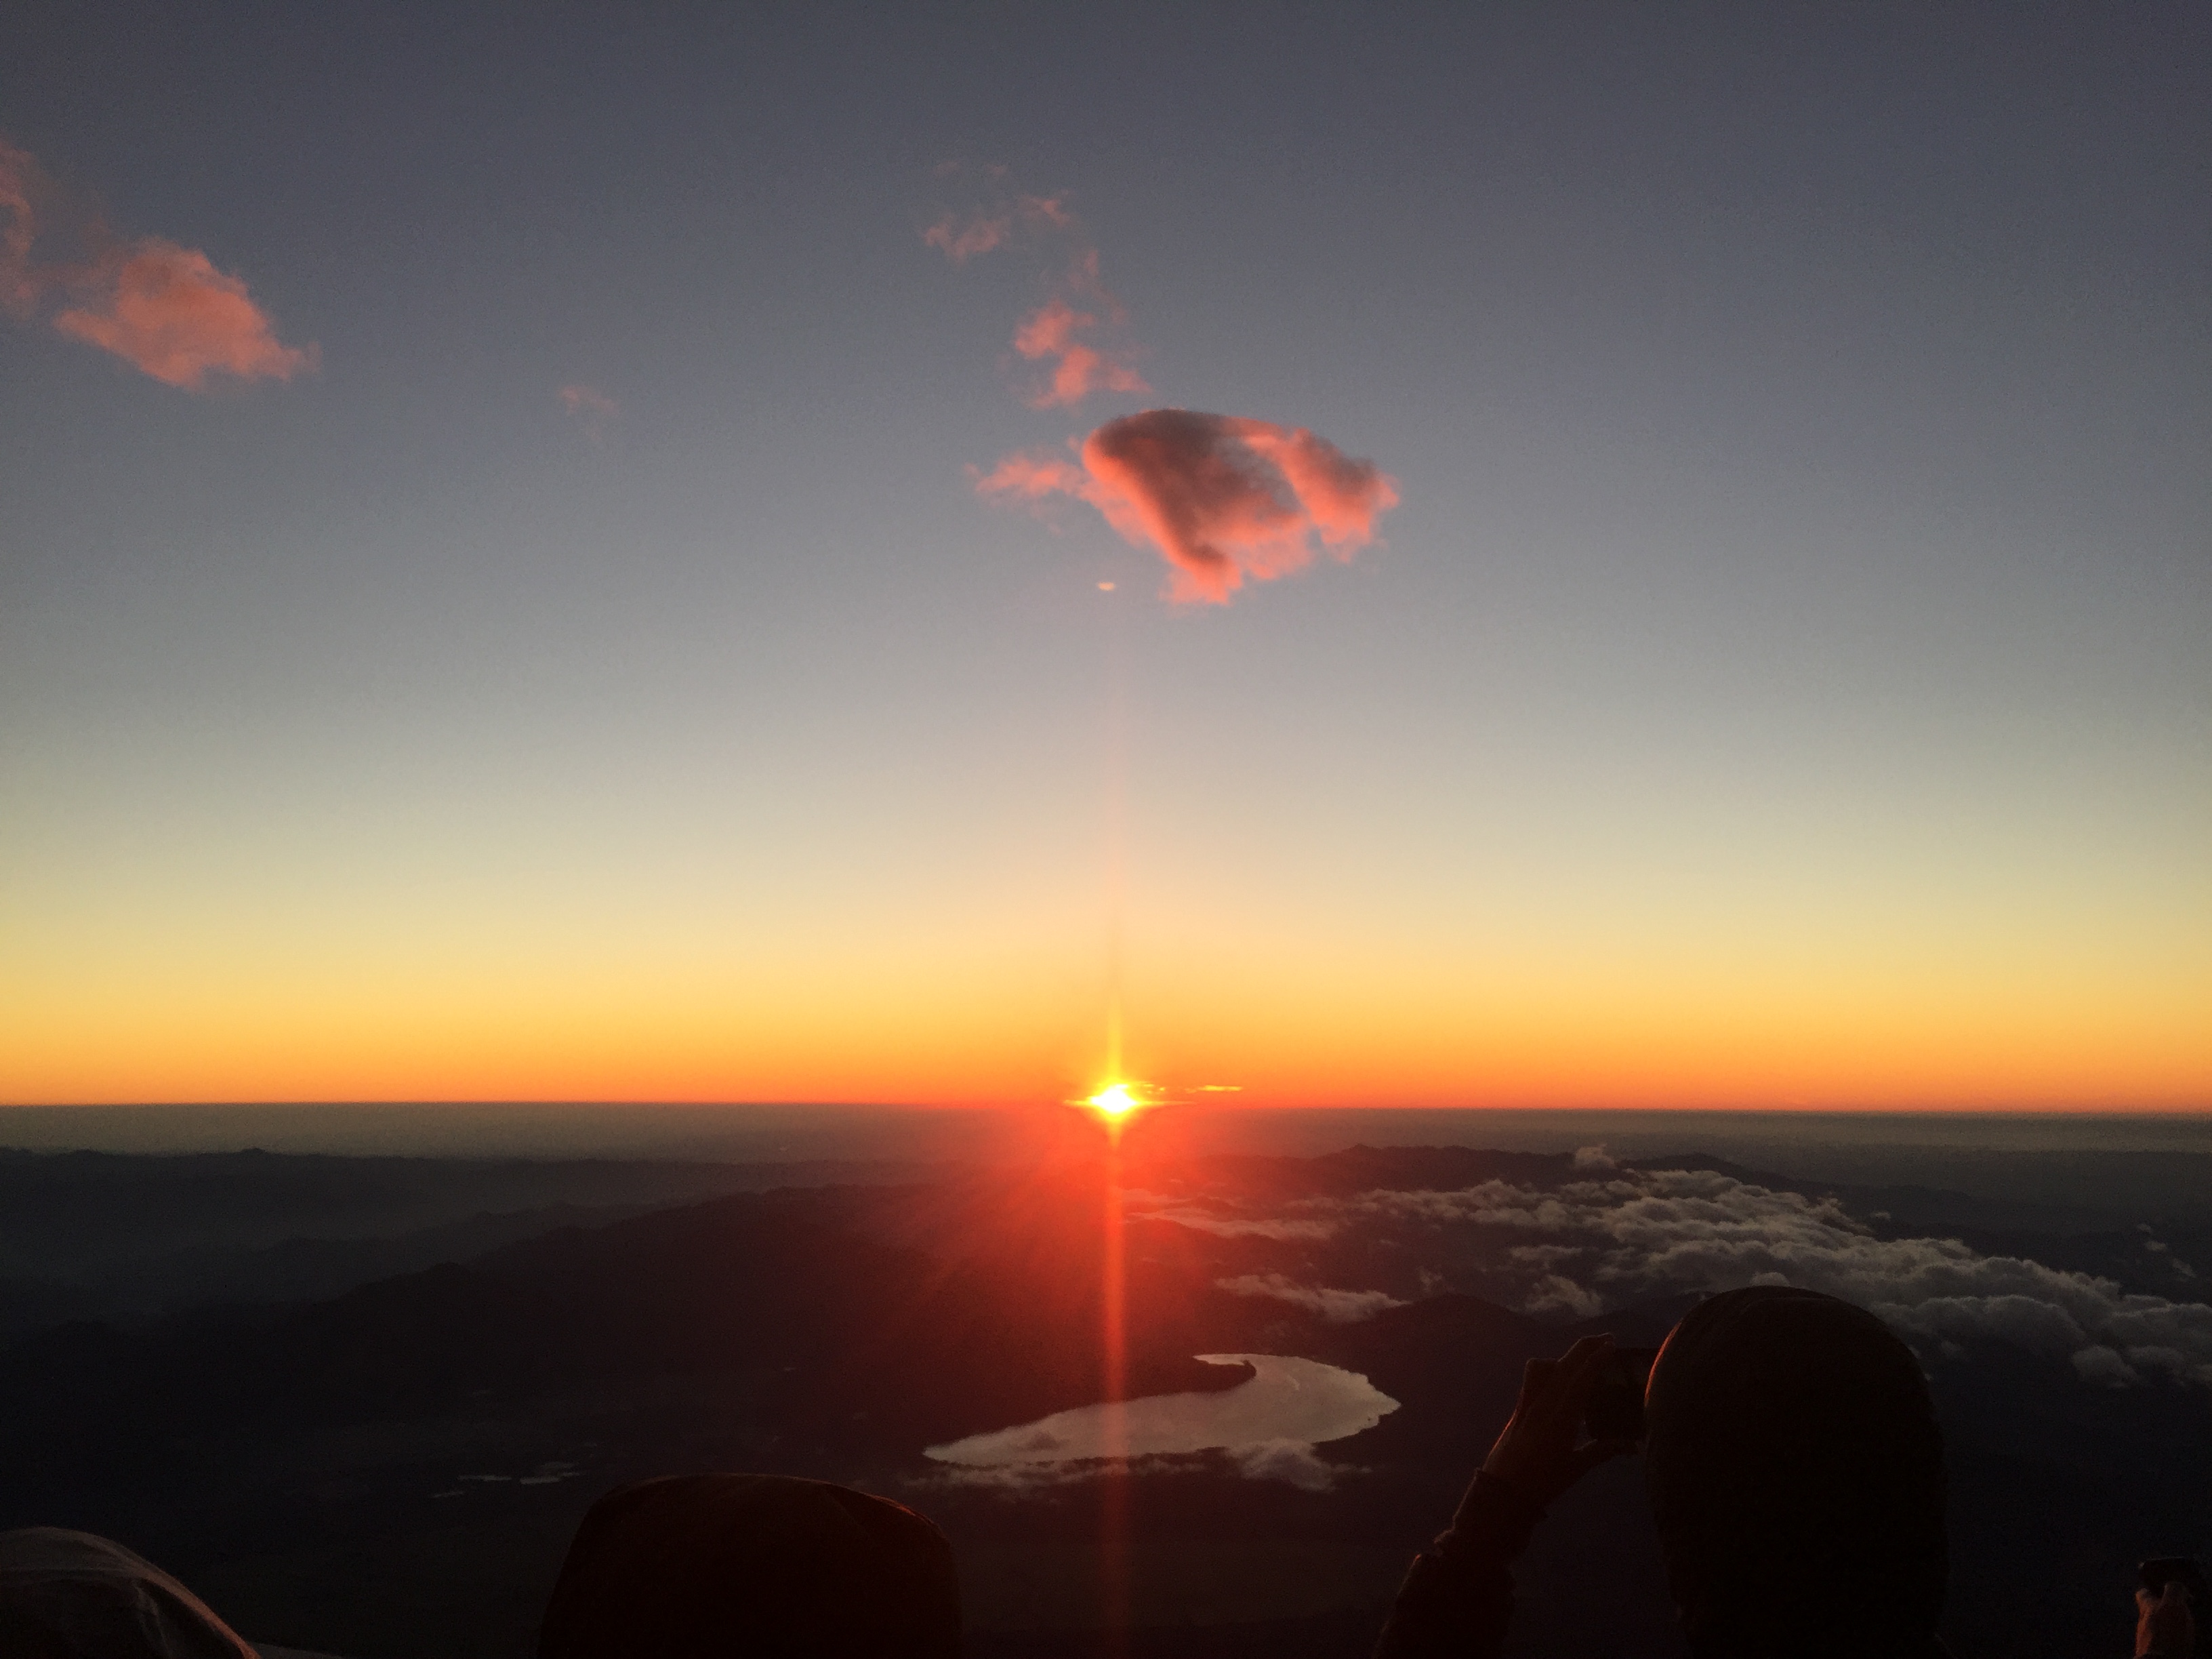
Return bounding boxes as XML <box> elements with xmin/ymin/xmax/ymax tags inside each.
<box><xmin>3</xmin><ymin>6</ymin><xmax>2205</xmax><ymax>1109</ymax></box>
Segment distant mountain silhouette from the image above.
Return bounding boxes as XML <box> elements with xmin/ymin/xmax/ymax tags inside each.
<box><xmin>0</xmin><ymin>1185</ymin><xmax>1263</xmax><ymax>1473</ymax></box>
<box><xmin>0</xmin><ymin>1143</ymin><xmax>2202</xmax><ymax>1659</ymax></box>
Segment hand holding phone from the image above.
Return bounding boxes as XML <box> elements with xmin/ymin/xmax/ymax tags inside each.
<box><xmin>2137</xmin><ymin>1559</ymin><xmax>2203</xmax><ymax>1658</ymax></box>
<box><xmin>1582</xmin><ymin>1345</ymin><xmax>1660</xmax><ymax>1443</ymax></box>
<box><xmin>1477</xmin><ymin>1335</ymin><xmax>1642</xmax><ymax>1508</ymax></box>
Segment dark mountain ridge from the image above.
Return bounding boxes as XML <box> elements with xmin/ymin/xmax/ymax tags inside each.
<box><xmin>0</xmin><ymin>1143</ymin><xmax>2200</xmax><ymax>1659</ymax></box>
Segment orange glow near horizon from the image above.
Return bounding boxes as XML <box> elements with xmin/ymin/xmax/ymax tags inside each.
<box><xmin>2</xmin><ymin>596</ymin><xmax>2206</xmax><ymax>1113</ymax></box>
<box><xmin>5</xmin><ymin>800</ymin><xmax>2205</xmax><ymax>1110</ymax></box>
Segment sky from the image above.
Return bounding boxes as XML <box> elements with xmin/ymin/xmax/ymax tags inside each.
<box><xmin>1</xmin><ymin>4</ymin><xmax>2206</xmax><ymax>1111</ymax></box>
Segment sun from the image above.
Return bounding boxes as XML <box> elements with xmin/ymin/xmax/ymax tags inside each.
<box><xmin>1088</xmin><ymin>1084</ymin><xmax>1141</xmax><ymax>1117</ymax></box>
<box><xmin>1071</xmin><ymin>1080</ymin><xmax>1162</xmax><ymax>1134</ymax></box>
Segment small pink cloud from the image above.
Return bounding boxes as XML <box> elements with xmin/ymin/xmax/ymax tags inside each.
<box><xmin>977</xmin><ymin>409</ymin><xmax>1399</xmax><ymax>605</ymax></box>
<box><xmin>52</xmin><ymin>241</ymin><xmax>314</xmax><ymax>390</ymax></box>
<box><xmin>1</xmin><ymin>136</ymin><xmax>313</xmax><ymax>391</ymax></box>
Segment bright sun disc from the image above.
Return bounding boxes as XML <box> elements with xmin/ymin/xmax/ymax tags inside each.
<box><xmin>1088</xmin><ymin>1084</ymin><xmax>1139</xmax><ymax>1115</ymax></box>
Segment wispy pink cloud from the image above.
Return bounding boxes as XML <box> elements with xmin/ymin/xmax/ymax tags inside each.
<box><xmin>923</xmin><ymin>178</ymin><xmax>1147</xmax><ymax>409</ymax></box>
<box><xmin>0</xmin><ymin>136</ymin><xmax>314</xmax><ymax>390</ymax></box>
<box><xmin>1019</xmin><ymin>193</ymin><xmax>1073</xmax><ymax>230</ymax></box>
<box><xmin>972</xmin><ymin>450</ymin><xmax>1092</xmax><ymax>504</ymax></box>
<box><xmin>1012</xmin><ymin>246</ymin><xmax>1147</xmax><ymax>407</ymax></box>
<box><xmin>0</xmin><ymin>140</ymin><xmax>42</xmax><ymax>316</ymax></box>
<box><xmin>557</xmin><ymin>383</ymin><xmax>619</xmax><ymax>440</ymax></box>
<box><xmin>557</xmin><ymin>384</ymin><xmax>617</xmax><ymax>417</ymax></box>
<box><xmin>1012</xmin><ymin>296</ymin><xmax>1148</xmax><ymax>408</ymax></box>
<box><xmin>52</xmin><ymin>241</ymin><xmax>314</xmax><ymax>390</ymax></box>
<box><xmin>977</xmin><ymin>409</ymin><xmax>1399</xmax><ymax>604</ymax></box>
<box><xmin>923</xmin><ymin>211</ymin><xmax>1011</xmax><ymax>264</ymax></box>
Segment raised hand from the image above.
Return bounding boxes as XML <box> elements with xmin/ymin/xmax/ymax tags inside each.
<box><xmin>2136</xmin><ymin>1581</ymin><xmax>2195</xmax><ymax>1659</ymax></box>
<box><xmin>1477</xmin><ymin>1334</ymin><xmax>1637</xmax><ymax>1508</ymax></box>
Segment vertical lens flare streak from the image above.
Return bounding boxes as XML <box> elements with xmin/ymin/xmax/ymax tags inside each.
<box><xmin>1073</xmin><ymin>1086</ymin><xmax>1158</xmax><ymax>1647</ymax></box>
<box><xmin>1102</xmin><ymin>575</ymin><xmax>1128</xmax><ymax>1094</ymax></box>
<box><xmin>1093</xmin><ymin>499</ymin><xmax>1134</xmax><ymax>1649</ymax></box>
<box><xmin>1099</xmin><ymin>1121</ymin><xmax>1129</xmax><ymax>1654</ymax></box>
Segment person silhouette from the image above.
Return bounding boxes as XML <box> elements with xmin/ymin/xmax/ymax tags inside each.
<box><xmin>0</xmin><ymin>1528</ymin><xmax>258</xmax><ymax>1659</ymax></box>
<box><xmin>1375</xmin><ymin>1286</ymin><xmax>1949</xmax><ymax>1659</ymax></box>
<box><xmin>537</xmin><ymin>1473</ymin><xmax>961</xmax><ymax>1659</ymax></box>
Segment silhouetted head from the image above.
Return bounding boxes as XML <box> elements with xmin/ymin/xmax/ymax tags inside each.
<box><xmin>537</xmin><ymin>1473</ymin><xmax>961</xmax><ymax>1659</ymax></box>
<box><xmin>0</xmin><ymin>1528</ymin><xmax>256</xmax><ymax>1658</ymax></box>
<box><xmin>1644</xmin><ymin>1286</ymin><xmax>1947</xmax><ymax>1659</ymax></box>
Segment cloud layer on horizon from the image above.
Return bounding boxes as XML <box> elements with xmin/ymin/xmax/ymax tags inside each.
<box><xmin>0</xmin><ymin>138</ymin><xmax>313</xmax><ymax>391</ymax></box>
<box><xmin>976</xmin><ymin>409</ymin><xmax>1400</xmax><ymax>602</ymax></box>
<box><xmin>1146</xmin><ymin>1166</ymin><xmax>2212</xmax><ymax>1390</ymax></box>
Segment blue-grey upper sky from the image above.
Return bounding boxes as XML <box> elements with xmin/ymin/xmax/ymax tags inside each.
<box><xmin>2</xmin><ymin>4</ymin><xmax>2205</xmax><ymax>1107</ymax></box>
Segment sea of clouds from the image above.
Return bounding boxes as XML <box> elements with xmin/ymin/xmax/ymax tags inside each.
<box><xmin>1170</xmin><ymin>1159</ymin><xmax>2211</xmax><ymax>1389</ymax></box>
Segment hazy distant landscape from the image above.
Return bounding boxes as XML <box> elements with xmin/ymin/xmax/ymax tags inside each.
<box><xmin>1</xmin><ymin>1106</ymin><xmax>2204</xmax><ymax>1658</ymax></box>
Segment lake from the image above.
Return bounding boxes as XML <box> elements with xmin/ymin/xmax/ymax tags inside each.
<box><xmin>923</xmin><ymin>1354</ymin><xmax>1399</xmax><ymax>1467</ymax></box>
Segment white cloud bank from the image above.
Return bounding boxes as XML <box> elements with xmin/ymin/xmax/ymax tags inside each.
<box><xmin>1150</xmin><ymin>1169</ymin><xmax>2212</xmax><ymax>1390</ymax></box>
<box><xmin>1215</xmin><ymin>1273</ymin><xmax>1407</xmax><ymax>1323</ymax></box>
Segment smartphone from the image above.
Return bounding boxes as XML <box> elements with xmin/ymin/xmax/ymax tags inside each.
<box><xmin>1583</xmin><ymin>1345</ymin><xmax>1660</xmax><ymax>1442</ymax></box>
<box><xmin>2139</xmin><ymin>1557</ymin><xmax>2207</xmax><ymax>1605</ymax></box>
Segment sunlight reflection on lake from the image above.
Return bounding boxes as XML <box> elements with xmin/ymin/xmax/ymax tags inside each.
<box><xmin>923</xmin><ymin>1355</ymin><xmax>1397</xmax><ymax>1467</ymax></box>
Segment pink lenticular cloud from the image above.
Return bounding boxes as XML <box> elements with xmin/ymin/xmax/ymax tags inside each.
<box><xmin>0</xmin><ymin>136</ymin><xmax>314</xmax><ymax>390</ymax></box>
<box><xmin>52</xmin><ymin>241</ymin><xmax>315</xmax><ymax>390</ymax></box>
<box><xmin>977</xmin><ymin>410</ymin><xmax>1399</xmax><ymax>604</ymax></box>
<box><xmin>929</xmin><ymin>174</ymin><xmax>1398</xmax><ymax>599</ymax></box>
